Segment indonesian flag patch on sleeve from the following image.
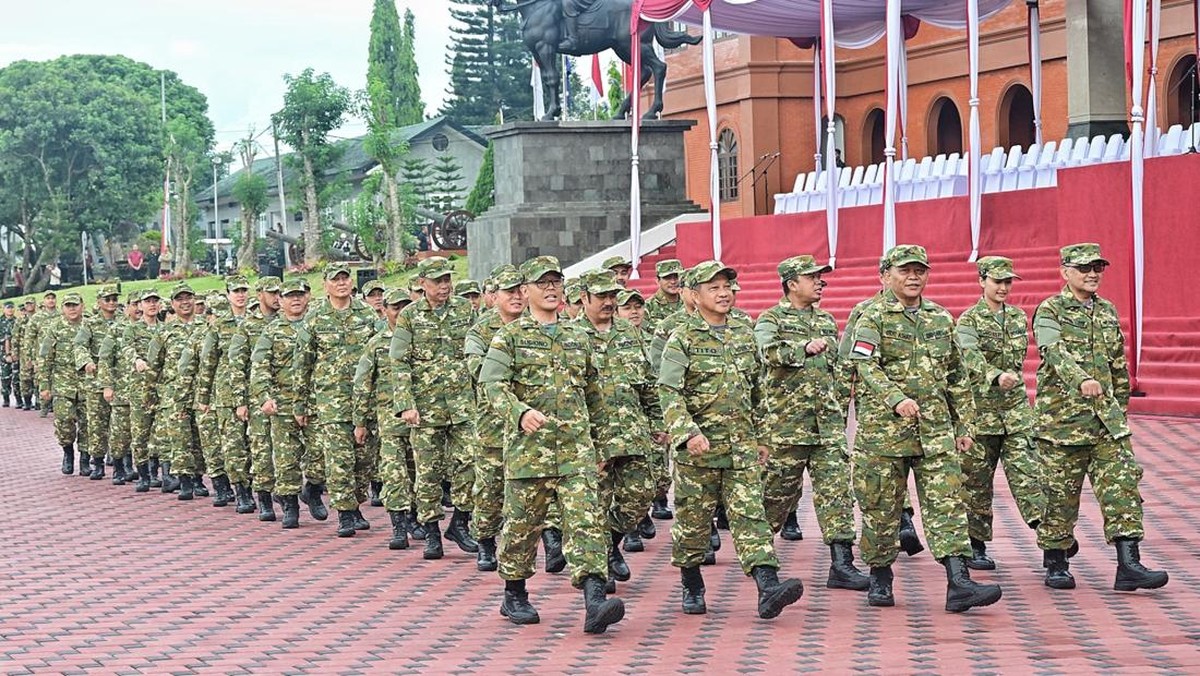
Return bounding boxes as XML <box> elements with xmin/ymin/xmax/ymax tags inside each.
<box><xmin>852</xmin><ymin>340</ymin><xmax>875</xmax><ymax>358</ymax></box>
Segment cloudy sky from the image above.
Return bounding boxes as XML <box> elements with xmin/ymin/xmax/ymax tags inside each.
<box><xmin>0</xmin><ymin>0</ymin><xmax>454</xmax><ymax>154</ymax></box>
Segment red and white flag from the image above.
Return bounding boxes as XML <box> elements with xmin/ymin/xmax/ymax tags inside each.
<box><xmin>851</xmin><ymin>340</ymin><xmax>875</xmax><ymax>358</ymax></box>
<box><xmin>589</xmin><ymin>54</ymin><xmax>605</xmax><ymax>104</ymax></box>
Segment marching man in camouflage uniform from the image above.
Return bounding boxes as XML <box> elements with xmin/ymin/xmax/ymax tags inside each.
<box><xmin>1034</xmin><ymin>243</ymin><xmax>1168</xmax><ymax>592</ymax></box>
<box><xmin>479</xmin><ymin>255</ymin><xmax>626</xmax><ymax>634</ymax></box>
<box><xmin>40</xmin><ymin>293</ymin><xmax>86</xmax><ymax>475</ymax></box>
<box><xmin>848</xmin><ymin>245</ymin><xmax>1001</xmax><ymax>612</ymax></box>
<box><xmin>755</xmin><ymin>255</ymin><xmax>869</xmax><ymax>591</ymax></box>
<box><xmin>230</xmin><ymin>277</ymin><xmax>282</xmax><ymax>520</ymax></box>
<box><xmin>123</xmin><ymin>290</ymin><xmax>164</xmax><ymax>491</ymax></box>
<box><xmin>75</xmin><ymin>285</ymin><xmax>122</xmax><ymax>481</ymax></box>
<box><xmin>0</xmin><ymin>301</ymin><xmax>15</xmax><ymax>407</ymax></box>
<box><xmin>99</xmin><ymin>293</ymin><xmax>137</xmax><ymax>486</ymax></box>
<box><xmin>658</xmin><ymin>260</ymin><xmax>805</xmax><ymax>619</ymax></box>
<box><xmin>574</xmin><ymin>269</ymin><xmax>661</xmax><ymax>575</ymax></box>
<box><xmin>390</xmin><ymin>256</ymin><xmax>480</xmax><ymax>559</ymax></box>
<box><xmin>955</xmin><ymin>256</ymin><xmax>1046</xmax><ymax>570</ymax></box>
<box><xmin>149</xmin><ymin>283</ymin><xmax>206</xmax><ymax>500</ymax></box>
<box><xmin>26</xmin><ymin>293</ymin><xmax>58</xmax><ymax>419</ymax></box>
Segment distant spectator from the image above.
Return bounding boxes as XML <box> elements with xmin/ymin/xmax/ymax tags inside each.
<box><xmin>834</xmin><ymin>149</ymin><xmax>846</xmax><ymax>169</ymax></box>
<box><xmin>13</xmin><ymin>266</ymin><xmax>24</xmax><ymax>294</ymax></box>
<box><xmin>127</xmin><ymin>244</ymin><xmax>144</xmax><ymax>278</ymax></box>
<box><xmin>47</xmin><ymin>263</ymin><xmax>62</xmax><ymax>289</ymax></box>
<box><xmin>146</xmin><ymin>245</ymin><xmax>161</xmax><ymax>279</ymax></box>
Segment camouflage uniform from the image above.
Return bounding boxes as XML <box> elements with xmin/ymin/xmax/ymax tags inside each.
<box><xmin>39</xmin><ymin>298</ymin><xmax>86</xmax><ymax>449</ymax></box>
<box><xmin>479</xmin><ymin>257</ymin><xmax>609</xmax><ymax>587</ymax></box>
<box><xmin>955</xmin><ymin>257</ymin><xmax>1046</xmax><ymax>546</ymax></box>
<box><xmin>73</xmin><ymin>286</ymin><xmax>122</xmax><ymax>468</ymax></box>
<box><xmin>848</xmin><ymin>249</ymin><xmax>976</xmax><ymax>568</ymax></box>
<box><xmin>24</xmin><ymin>303</ymin><xmax>55</xmax><ymax>416</ymax></box>
<box><xmin>148</xmin><ymin>284</ymin><xmax>205</xmax><ymax>479</ymax></box>
<box><xmin>121</xmin><ymin>295</ymin><xmax>164</xmax><ymax>467</ymax></box>
<box><xmin>97</xmin><ymin>307</ymin><xmax>135</xmax><ymax>468</ymax></box>
<box><xmin>0</xmin><ymin>308</ymin><xmax>15</xmax><ymax>405</ymax></box>
<box><xmin>229</xmin><ymin>277</ymin><xmax>281</xmax><ymax>494</ymax></box>
<box><xmin>464</xmin><ymin>302</ymin><xmax>512</xmax><ymax>542</ymax></box>
<box><xmin>10</xmin><ymin>309</ymin><xmax>27</xmax><ymax>407</ymax></box>
<box><xmin>754</xmin><ymin>257</ymin><xmax>857</xmax><ymax>544</ymax></box>
<box><xmin>198</xmin><ymin>279</ymin><xmax>254</xmax><ymax>489</ymax></box>
<box><xmin>642</xmin><ymin>257</ymin><xmax>684</xmax><ymax>336</ymax></box>
<box><xmin>353</xmin><ymin>305</ymin><xmax>411</xmax><ymax>512</ymax></box>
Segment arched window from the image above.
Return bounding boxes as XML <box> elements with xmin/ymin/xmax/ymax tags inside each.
<box><xmin>1167</xmin><ymin>54</ymin><xmax>1200</xmax><ymax>126</ymax></box>
<box><xmin>863</xmin><ymin>108</ymin><xmax>886</xmax><ymax>164</ymax></box>
<box><xmin>928</xmin><ymin>97</ymin><xmax>963</xmax><ymax>156</ymax></box>
<box><xmin>820</xmin><ymin>114</ymin><xmax>846</xmax><ymax>166</ymax></box>
<box><xmin>998</xmin><ymin>84</ymin><xmax>1036</xmax><ymax>149</ymax></box>
<box><xmin>717</xmin><ymin>128</ymin><xmax>739</xmax><ymax>201</ymax></box>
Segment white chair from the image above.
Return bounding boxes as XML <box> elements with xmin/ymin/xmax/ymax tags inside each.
<box><xmin>868</xmin><ymin>162</ymin><xmax>887</xmax><ymax>204</ymax></box>
<box><xmin>1102</xmin><ymin>134</ymin><xmax>1124</xmax><ymax>162</ymax></box>
<box><xmin>843</xmin><ymin>165</ymin><xmax>866</xmax><ymax>206</ymax></box>
<box><xmin>773</xmin><ymin>193</ymin><xmax>789</xmax><ymax>214</ymax></box>
<box><xmin>1054</xmin><ymin>138</ymin><xmax>1073</xmax><ymax>165</ymax></box>
<box><xmin>982</xmin><ymin>147</ymin><xmax>1006</xmax><ymax>193</ymax></box>
<box><xmin>1034</xmin><ymin>140</ymin><xmax>1058</xmax><ymax>188</ymax></box>
<box><xmin>1067</xmin><ymin>136</ymin><xmax>1090</xmax><ymax>166</ymax></box>
<box><xmin>1184</xmin><ymin>123</ymin><xmax>1200</xmax><ymax>153</ymax></box>
<box><xmin>1158</xmin><ymin>124</ymin><xmax>1183</xmax><ymax>155</ymax></box>
<box><xmin>909</xmin><ymin>156</ymin><xmax>935</xmax><ymax>200</ymax></box>
<box><xmin>790</xmin><ymin>173</ymin><xmax>806</xmax><ymax>193</ymax></box>
<box><xmin>807</xmin><ymin>170</ymin><xmax>831</xmax><ymax>211</ymax></box>
<box><xmin>916</xmin><ymin>154</ymin><xmax>946</xmax><ymax>200</ymax></box>
<box><xmin>1016</xmin><ymin>144</ymin><xmax>1040</xmax><ymax>190</ymax></box>
<box><xmin>852</xmin><ymin>163</ymin><xmax>877</xmax><ymax>206</ymax></box>
<box><xmin>937</xmin><ymin>153</ymin><xmax>961</xmax><ymax>197</ymax></box>
<box><xmin>1083</xmin><ymin>135</ymin><xmax>1106</xmax><ymax>164</ymax></box>
<box><xmin>999</xmin><ymin>145</ymin><xmax>1023</xmax><ymax>192</ymax></box>
<box><xmin>895</xmin><ymin>158</ymin><xmax>918</xmax><ymax>201</ymax></box>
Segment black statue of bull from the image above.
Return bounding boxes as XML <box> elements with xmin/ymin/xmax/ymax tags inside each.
<box><xmin>491</xmin><ymin>0</ymin><xmax>702</xmax><ymax>120</ymax></box>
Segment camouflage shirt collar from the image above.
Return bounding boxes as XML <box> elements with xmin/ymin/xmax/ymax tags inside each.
<box><xmin>1058</xmin><ymin>284</ymin><xmax>1098</xmax><ymax>309</ymax></box>
<box><xmin>652</xmin><ymin>289</ymin><xmax>681</xmax><ymax>304</ymax></box>
<box><xmin>879</xmin><ymin>289</ymin><xmax>934</xmax><ymax>313</ymax></box>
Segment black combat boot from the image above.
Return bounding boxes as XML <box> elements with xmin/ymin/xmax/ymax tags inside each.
<box><xmin>651</xmin><ymin>496</ymin><xmax>673</xmax><ymax>519</ymax></box>
<box><xmin>1113</xmin><ymin>538</ymin><xmax>1169</xmax><ymax>591</ymax></box>
<box><xmin>300</xmin><ymin>482</ymin><xmax>328</xmax><ymax>521</ymax></box>
<box><xmin>124</xmin><ymin>454</ymin><xmax>137</xmax><ymax>481</ymax></box>
<box><xmin>369</xmin><ymin>480</ymin><xmax>383</xmax><ymax>507</ymax></box>
<box><xmin>608</xmin><ymin>530</ymin><xmax>631</xmax><ymax>581</ymax></box>
<box><xmin>351</xmin><ymin>509</ymin><xmax>370</xmax><ymax>530</ymax></box>
<box><xmin>408</xmin><ymin>509</ymin><xmax>427</xmax><ymax>540</ymax></box>
<box><xmin>827</xmin><ymin>541</ymin><xmax>871</xmax><ymax>591</ymax></box>
<box><xmin>709</xmin><ymin>522</ymin><xmax>722</xmax><ymax>551</ymax></box>
<box><xmin>444</xmin><ymin>508</ymin><xmax>478</xmax><ymax>553</ymax></box>
<box><xmin>192</xmin><ymin>475</ymin><xmax>209</xmax><ymax>498</ymax></box>
<box><xmin>423</xmin><ymin>521</ymin><xmax>444</xmax><ymax>559</ymax></box>
<box><xmin>388</xmin><ymin>511</ymin><xmax>410</xmax><ymax>550</ymax></box>
<box><xmin>135</xmin><ymin>462</ymin><xmax>151</xmax><ymax>493</ymax></box>
<box><xmin>160</xmin><ymin>462</ymin><xmax>180</xmax><ymax>493</ymax></box>
<box><xmin>210</xmin><ymin>476</ymin><xmax>230</xmax><ymax>507</ymax></box>
<box><xmin>781</xmin><ymin>511</ymin><xmax>804</xmax><ymax>541</ymax></box>
<box><xmin>61</xmin><ymin>444</ymin><xmax>74</xmax><ymax>474</ymax></box>
<box><xmin>542</xmin><ymin>528</ymin><xmax>566</xmax><ymax>573</ymax></box>
<box><xmin>582</xmin><ymin>575</ymin><xmax>625</xmax><ymax>634</ymax></box>
<box><xmin>899</xmin><ymin>508</ymin><xmax>925</xmax><ymax>556</ymax></box>
<box><xmin>751</xmin><ymin>566</ymin><xmax>805</xmax><ymax>619</ymax></box>
<box><xmin>148</xmin><ymin>459</ymin><xmax>162</xmax><ymax>488</ymax></box>
<box><xmin>868</xmin><ymin>566</ymin><xmax>895</xmax><ymax>606</ymax></box>
<box><xmin>441</xmin><ymin>481</ymin><xmax>453</xmax><ymax>508</ymax></box>
<box><xmin>88</xmin><ymin>454</ymin><xmax>105</xmax><ymax>480</ymax></box>
<box><xmin>177</xmin><ymin>474</ymin><xmax>194</xmax><ymax>501</ymax></box>
<box><xmin>2</xmin><ymin>393</ymin><xmax>9</xmax><ymax>407</ymax></box>
<box><xmin>110</xmin><ymin>456</ymin><xmax>127</xmax><ymax>485</ymax></box>
<box><xmin>234</xmin><ymin>483</ymin><xmax>255</xmax><ymax>514</ymax></box>
<box><xmin>337</xmin><ymin>510</ymin><xmax>356</xmax><ymax>537</ymax></box>
<box><xmin>280</xmin><ymin>495</ymin><xmax>300</xmax><ymax>529</ymax></box>
<box><xmin>623</xmin><ymin>532</ymin><xmax>644</xmax><ymax>553</ymax></box>
<box><xmin>1043</xmin><ymin>549</ymin><xmax>1076</xmax><ymax>589</ymax></box>
<box><xmin>702</xmin><ymin>547</ymin><xmax>717</xmax><ymax>566</ymax></box>
<box><xmin>256</xmin><ymin>491</ymin><xmax>276</xmax><ymax>522</ymax></box>
<box><xmin>1045</xmin><ymin>539</ymin><xmax>1081</xmax><ymax>567</ymax></box>
<box><xmin>714</xmin><ymin>503</ymin><xmax>730</xmax><ymax>530</ymax></box>
<box><xmin>500</xmin><ymin>579</ymin><xmax>540</xmax><ymax>625</ymax></box>
<box><xmin>78</xmin><ymin>450</ymin><xmax>91</xmax><ymax>477</ymax></box>
<box><xmin>638</xmin><ymin>514</ymin><xmax>656</xmax><ymax>539</ymax></box>
<box><xmin>943</xmin><ymin>556</ymin><xmax>1002</xmax><ymax>613</ymax></box>
<box><xmin>477</xmin><ymin>537</ymin><xmax>498</xmax><ymax>571</ymax></box>
<box><xmin>966</xmin><ymin>537</ymin><xmax>996</xmax><ymax>570</ymax></box>
<box><xmin>680</xmin><ymin>566</ymin><xmax>707</xmax><ymax>614</ymax></box>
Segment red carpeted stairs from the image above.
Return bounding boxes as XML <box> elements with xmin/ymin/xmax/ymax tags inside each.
<box><xmin>630</xmin><ymin>244</ymin><xmax>1196</xmax><ymax>416</ymax></box>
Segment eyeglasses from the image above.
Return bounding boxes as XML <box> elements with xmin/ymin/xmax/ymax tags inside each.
<box><xmin>533</xmin><ymin>278</ymin><xmax>564</xmax><ymax>290</ymax></box>
<box><xmin>1070</xmin><ymin>263</ymin><xmax>1108</xmax><ymax>274</ymax></box>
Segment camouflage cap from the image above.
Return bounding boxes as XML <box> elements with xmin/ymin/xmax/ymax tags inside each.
<box><xmin>42</xmin><ymin>290</ymin><xmax>56</xmax><ymax>298</ymax></box>
<box><xmin>324</xmin><ymin>263</ymin><xmax>351</xmax><ymax>280</ymax></box>
<box><xmin>281</xmin><ymin>278</ymin><xmax>308</xmax><ymax>296</ymax></box>
<box><xmin>408</xmin><ymin>279</ymin><xmax>424</xmax><ymax>293</ymax></box>
<box><xmin>255</xmin><ymin>276</ymin><xmax>282</xmax><ymax>293</ymax></box>
<box><xmin>565</xmin><ymin>278</ymin><xmax>583</xmax><ymax>304</ymax></box>
<box><xmin>126</xmin><ymin>292</ymin><xmax>139</xmax><ymax>304</ymax></box>
<box><xmin>730</xmin><ymin>279</ymin><xmax>741</xmax><ymax>292</ymax></box>
<box><xmin>97</xmin><ymin>284</ymin><xmax>120</xmax><ymax>299</ymax></box>
<box><xmin>976</xmin><ymin>255</ymin><xmax>1022</xmax><ymax>280</ymax></box>
<box><xmin>61</xmin><ymin>292</ymin><xmax>83</xmax><ymax>306</ymax></box>
<box><xmin>777</xmin><ymin>255</ymin><xmax>833</xmax><ymax>281</ymax></box>
<box><xmin>687</xmin><ymin>260</ymin><xmax>737</xmax><ymax>287</ymax></box>
<box><xmin>362</xmin><ymin>280</ymin><xmax>386</xmax><ymax>295</ymax></box>
<box><xmin>1060</xmin><ymin>242</ymin><xmax>1110</xmax><ymax>267</ymax></box>
<box><xmin>580</xmin><ymin>269</ymin><xmax>623</xmax><ymax>295</ymax></box>
<box><xmin>655</xmin><ymin>258</ymin><xmax>684</xmax><ymax>278</ymax></box>
<box><xmin>492</xmin><ymin>265</ymin><xmax>523</xmax><ymax>291</ymax></box>
<box><xmin>417</xmin><ymin>256</ymin><xmax>454</xmax><ymax>279</ymax></box>
<box><xmin>617</xmin><ymin>288</ymin><xmax>645</xmax><ymax>306</ymax></box>
<box><xmin>248</xmin><ymin>298</ymin><xmax>259</xmax><ymax>311</ymax></box>
<box><xmin>22</xmin><ymin>297</ymin><xmax>34</xmax><ymax>306</ymax></box>
<box><xmin>2</xmin><ymin>301</ymin><xmax>12</xmax><ymax>308</ymax></box>
<box><xmin>483</xmin><ymin>279</ymin><xmax>498</xmax><ymax>294</ymax></box>
<box><xmin>383</xmin><ymin>287</ymin><xmax>408</xmax><ymax>305</ymax></box>
<box><xmin>602</xmin><ymin>255</ymin><xmax>632</xmax><ymax>271</ymax></box>
<box><xmin>225</xmin><ymin>274</ymin><xmax>251</xmax><ymax>292</ymax></box>
<box><xmin>520</xmin><ymin>255</ymin><xmax>562</xmax><ymax>282</ymax></box>
<box><xmin>455</xmin><ymin>279</ymin><xmax>483</xmax><ymax>296</ymax></box>
<box><xmin>206</xmin><ymin>293</ymin><xmax>228</xmax><ymax>309</ymax></box>
<box><xmin>884</xmin><ymin>244</ymin><xmax>931</xmax><ymax>269</ymax></box>
<box><xmin>140</xmin><ymin>288</ymin><xmax>161</xmax><ymax>301</ymax></box>
<box><xmin>169</xmin><ymin>282</ymin><xmax>196</xmax><ymax>299</ymax></box>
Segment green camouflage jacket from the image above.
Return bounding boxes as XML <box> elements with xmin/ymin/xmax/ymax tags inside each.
<box><xmin>657</xmin><ymin>312</ymin><xmax>766</xmax><ymax>469</ymax></box>
<box><xmin>149</xmin><ymin>318</ymin><xmax>204</xmax><ymax>412</ymax></box>
<box><xmin>849</xmin><ymin>289</ymin><xmax>975</xmax><ymax>457</ymax></box>
<box><xmin>22</xmin><ymin>310</ymin><xmax>54</xmax><ymax>369</ymax></box>
<box><xmin>227</xmin><ymin>309</ymin><xmax>277</xmax><ymax>410</ymax></box>
<box><xmin>643</xmin><ymin>290</ymin><xmax>682</xmax><ymax>336</ymax></box>
<box><xmin>119</xmin><ymin>320</ymin><xmax>163</xmax><ymax>406</ymax></box>
<box><xmin>956</xmin><ymin>298</ymin><xmax>1035</xmax><ymax>435</ymax></box>
<box><xmin>196</xmin><ymin>312</ymin><xmax>247</xmax><ymax>409</ymax></box>
<box><xmin>10</xmin><ymin>315</ymin><xmax>24</xmax><ymax>361</ymax></box>
<box><xmin>294</xmin><ymin>298</ymin><xmax>377</xmax><ymax>421</ymax></box>
<box><xmin>250</xmin><ymin>315</ymin><xmax>307</xmax><ymax>417</ymax></box>
<box><xmin>648</xmin><ymin>308</ymin><xmax>690</xmax><ymax>374</ymax></box>
<box><xmin>479</xmin><ymin>315</ymin><xmax>600</xmax><ymax>480</ymax></box>
<box><xmin>388</xmin><ymin>296</ymin><xmax>476</xmax><ymax>426</ymax></box>
<box><xmin>465</xmin><ymin>311</ymin><xmax>510</xmax><ymax>448</ymax></box>
<box><xmin>1033</xmin><ymin>286</ymin><xmax>1131</xmax><ymax>444</ymax></box>
<box><xmin>73</xmin><ymin>313</ymin><xmax>121</xmax><ymax>393</ymax></box>
<box><xmin>755</xmin><ymin>300</ymin><xmax>847</xmax><ymax>448</ymax></box>
<box><xmin>97</xmin><ymin>317</ymin><xmax>134</xmax><ymax>405</ymax></box>
<box><xmin>573</xmin><ymin>316</ymin><xmax>661</xmax><ymax>460</ymax></box>
<box><xmin>352</xmin><ymin>326</ymin><xmax>396</xmax><ymax>430</ymax></box>
<box><xmin>38</xmin><ymin>316</ymin><xmax>86</xmax><ymax>399</ymax></box>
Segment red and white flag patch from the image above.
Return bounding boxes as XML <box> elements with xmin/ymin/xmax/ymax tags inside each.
<box><xmin>852</xmin><ymin>340</ymin><xmax>875</xmax><ymax>358</ymax></box>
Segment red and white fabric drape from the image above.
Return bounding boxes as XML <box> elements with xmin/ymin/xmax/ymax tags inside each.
<box><xmin>882</xmin><ymin>0</ymin><xmax>901</xmax><ymax>252</ymax></box>
<box><xmin>967</xmin><ymin>0</ymin><xmax>982</xmax><ymax>262</ymax></box>
<box><xmin>821</xmin><ymin>0</ymin><xmax>839</xmax><ymax>267</ymax></box>
<box><xmin>1145</xmin><ymin>0</ymin><xmax>1162</xmax><ymax>155</ymax></box>
<box><xmin>1028</xmin><ymin>1</ymin><xmax>1043</xmax><ymax>146</ymax></box>
<box><xmin>1126</xmin><ymin>0</ymin><xmax>1148</xmax><ymax>385</ymax></box>
<box><xmin>813</xmin><ymin>40</ymin><xmax>824</xmax><ymax>172</ymax></box>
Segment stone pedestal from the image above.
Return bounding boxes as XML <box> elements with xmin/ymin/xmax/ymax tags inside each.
<box><xmin>467</xmin><ymin>120</ymin><xmax>702</xmax><ymax>281</ymax></box>
<box><xmin>1065</xmin><ymin>0</ymin><xmax>1130</xmax><ymax>139</ymax></box>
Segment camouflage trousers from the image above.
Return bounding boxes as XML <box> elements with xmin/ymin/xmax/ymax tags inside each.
<box><xmin>472</xmin><ymin>444</ymin><xmax>505</xmax><ymax>540</ymax></box>
<box><xmin>19</xmin><ymin>361</ymin><xmax>34</xmax><ymax>403</ymax></box>
<box><xmin>854</xmin><ymin>452</ymin><xmax>973</xmax><ymax>567</ymax></box>
<box><xmin>672</xmin><ymin>461</ymin><xmax>779</xmax><ymax>574</ymax></box>
<box><xmin>1036</xmin><ymin>436</ymin><xmax>1144</xmax><ymax>549</ymax></box>
<box><xmin>195</xmin><ymin>408</ymin><xmax>223</xmax><ymax>479</ymax></box>
<box><xmin>156</xmin><ymin>406</ymin><xmax>203</xmax><ymax>476</ymax></box>
<box><xmin>270</xmin><ymin>414</ymin><xmax>321</xmax><ymax>496</ymax></box>
<box><xmin>963</xmin><ymin>432</ymin><xmax>1047</xmax><ymax>542</ymax></box>
<box><xmin>365</xmin><ymin>430</ymin><xmax>381</xmax><ymax>483</ymax></box>
<box><xmin>217</xmin><ymin>408</ymin><xmax>250</xmax><ymax>486</ymax></box>
<box><xmin>1</xmin><ymin>360</ymin><xmax>13</xmax><ymax>400</ymax></box>
<box><xmin>129</xmin><ymin>393</ymin><xmax>157</xmax><ymax>463</ymax></box>
<box><xmin>109</xmin><ymin>404</ymin><xmax>131</xmax><ymax>459</ymax></box>
<box><xmin>498</xmin><ymin>473</ymin><xmax>608</xmax><ymax>587</ymax></box>
<box><xmin>411</xmin><ymin>422</ymin><xmax>477</xmax><ymax>524</ymax></box>
<box><xmin>313</xmin><ymin>420</ymin><xmax>371</xmax><ymax>512</ymax></box>
<box><xmin>83</xmin><ymin>392</ymin><xmax>110</xmax><ymax>460</ymax></box>
<box><xmin>378</xmin><ymin>422</ymin><xmax>413</xmax><ymax>512</ymax></box>
<box><xmin>648</xmin><ymin>443</ymin><xmax>671</xmax><ymax>498</ymax></box>
<box><xmin>249</xmin><ymin>411</ymin><xmax>274</xmax><ymax>492</ymax></box>
<box><xmin>50</xmin><ymin>395</ymin><xmax>83</xmax><ymax>447</ymax></box>
<box><xmin>763</xmin><ymin>443</ymin><xmax>857</xmax><ymax>544</ymax></box>
<box><xmin>600</xmin><ymin>454</ymin><xmax>655</xmax><ymax>535</ymax></box>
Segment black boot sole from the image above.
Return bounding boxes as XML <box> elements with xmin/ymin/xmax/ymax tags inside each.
<box><xmin>945</xmin><ymin>586</ymin><xmax>1002</xmax><ymax>613</ymax></box>
<box><xmin>476</xmin><ymin>558</ymin><xmax>497</xmax><ymax>571</ymax></box>
<box><xmin>867</xmin><ymin>595</ymin><xmax>896</xmax><ymax>607</ymax></box>
<box><xmin>899</xmin><ymin>533</ymin><xmax>925</xmax><ymax>556</ymax></box>
<box><xmin>758</xmin><ymin>580</ymin><xmax>804</xmax><ymax>619</ymax></box>
<box><xmin>446</xmin><ymin>533</ymin><xmax>479</xmax><ymax>553</ymax></box>
<box><xmin>583</xmin><ymin>599</ymin><xmax>625</xmax><ymax>634</ymax></box>
<box><xmin>964</xmin><ymin>557</ymin><xmax>996</xmax><ymax>571</ymax></box>
<box><xmin>827</xmin><ymin>570</ymin><xmax>871</xmax><ymax>591</ymax></box>
<box><xmin>390</xmin><ymin>538</ymin><xmax>410</xmax><ymax>550</ymax></box>
<box><xmin>1045</xmin><ymin>575</ymin><xmax>1077</xmax><ymax>590</ymax></box>
<box><xmin>500</xmin><ymin>604</ymin><xmax>541</xmax><ymax>624</ymax></box>
<box><xmin>1114</xmin><ymin>572</ymin><xmax>1169</xmax><ymax>591</ymax></box>
<box><xmin>623</xmin><ymin>537</ymin><xmax>644</xmax><ymax>553</ymax></box>
<box><xmin>424</xmin><ymin>547</ymin><xmax>444</xmax><ymax>560</ymax></box>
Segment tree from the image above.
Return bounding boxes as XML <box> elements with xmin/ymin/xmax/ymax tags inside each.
<box><xmin>430</xmin><ymin>155</ymin><xmax>464</xmax><ymax>213</ymax></box>
<box><xmin>358</xmin><ymin>78</ymin><xmax>409</xmax><ymax>261</ymax></box>
<box><xmin>367</xmin><ymin>0</ymin><xmax>424</xmax><ymax>127</ymax></box>
<box><xmin>0</xmin><ymin>55</ymin><xmax>214</xmax><ymax>283</ymax></box>
<box><xmin>396</xmin><ymin>9</ymin><xmax>425</xmax><ymax>125</ymax></box>
<box><xmin>401</xmin><ymin>156</ymin><xmax>434</xmax><ymax>213</ymax></box>
<box><xmin>464</xmin><ymin>141</ymin><xmax>494</xmax><ymax>215</ymax></box>
<box><xmin>273</xmin><ymin>68</ymin><xmax>350</xmax><ymax>263</ymax></box>
<box><xmin>230</xmin><ymin>133</ymin><xmax>268</xmax><ymax>270</ymax></box>
<box><xmin>441</xmin><ymin>0</ymin><xmax>532</xmax><ymax>124</ymax></box>
<box><xmin>607</xmin><ymin>61</ymin><xmax>625</xmax><ymax>117</ymax></box>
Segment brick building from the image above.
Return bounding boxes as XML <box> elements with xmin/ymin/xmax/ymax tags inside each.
<box><xmin>656</xmin><ymin>0</ymin><xmax>1200</xmax><ymax>218</ymax></box>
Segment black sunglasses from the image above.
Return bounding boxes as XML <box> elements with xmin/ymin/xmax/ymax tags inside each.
<box><xmin>1070</xmin><ymin>262</ymin><xmax>1109</xmax><ymax>274</ymax></box>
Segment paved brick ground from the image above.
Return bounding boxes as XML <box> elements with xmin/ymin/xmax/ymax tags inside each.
<box><xmin>1</xmin><ymin>407</ymin><xmax>1197</xmax><ymax>674</ymax></box>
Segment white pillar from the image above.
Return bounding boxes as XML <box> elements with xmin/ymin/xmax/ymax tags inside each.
<box><xmin>821</xmin><ymin>0</ymin><xmax>838</xmax><ymax>267</ymax></box>
<box><xmin>1029</xmin><ymin>1</ymin><xmax>1044</xmax><ymax>146</ymax></box>
<box><xmin>1129</xmin><ymin>0</ymin><xmax>1148</xmax><ymax>382</ymax></box>
<box><xmin>967</xmin><ymin>0</ymin><xmax>982</xmax><ymax>262</ymax></box>
<box><xmin>882</xmin><ymin>0</ymin><xmax>901</xmax><ymax>253</ymax></box>
<box><xmin>703</xmin><ymin>9</ymin><xmax>721</xmax><ymax>261</ymax></box>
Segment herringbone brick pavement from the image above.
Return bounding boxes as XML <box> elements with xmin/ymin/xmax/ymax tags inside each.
<box><xmin>0</xmin><ymin>407</ymin><xmax>1196</xmax><ymax>674</ymax></box>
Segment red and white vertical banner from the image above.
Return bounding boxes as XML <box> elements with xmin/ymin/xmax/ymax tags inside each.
<box><xmin>820</xmin><ymin>0</ymin><xmax>839</xmax><ymax>268</ymax></box>
<box><xmin>898</xmin><ymin>39</ymin><xmax>909</xmax><ymax>160</ymax></box>
<box><xmin>1028</xmin><ymin>1</ymin><xmax>1044</xmax><ymax>146</ymax></box>
<box><xmin>813</xmin><ymin>40</ymin><xmax>823</xmax><ymax>172</ymax></box>
<box><xmin>967</xmin><ymin>0</ymin><xmax>982</xmax><ymax>262</ymax></box>
<box><xmin>532</xmin><ymin>59</ymin><xmax>546</xmax><ymax>120</ymax></box>
<box><xmin>1145</xmin><ymin>0</ymin><xmax>1162</xmax><ymax>155</ymax></box>
<box><xmin>590</xmin><ymin>54</ymin><xmax>605</xmax><ymax>104</ymax></box>
<box><xmin>1127</xmin><ymin>0</ymin><xmax>1148</xmax><ymax>385</ymax></box>
<box><xmin>701</xmin><ymin>7</ymin><xmax>721</xmax><ymax>260</ymax></box>
<box><xmin>882</xmin><ymin>0</ymin><xmax>901</xmax><ymax>253</ymax></box>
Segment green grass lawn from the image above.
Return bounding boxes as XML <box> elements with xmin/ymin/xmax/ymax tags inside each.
<box><xmin>33</xmin><ymin>255</ymin><xmax>470</xmax><ymax>307</ymax></box>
